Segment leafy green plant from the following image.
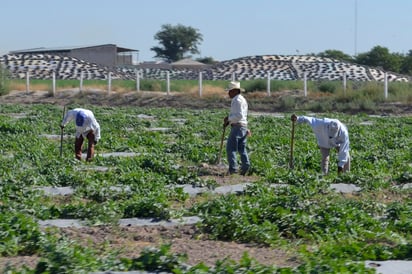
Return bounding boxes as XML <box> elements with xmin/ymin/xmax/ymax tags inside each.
<box><xmin>0</xmin><ymin>212</ymin><xmax>42</xmax><ymax>256</ymax></box>
<box><xmin>1</xmin><ymin>103</ymin><xmax>412</xmax><ymax>273</ymax></box>
<box><xmin>121</xmin><ymin>244</ymin><xmax>187</xmax><ymax>272</ymax></box>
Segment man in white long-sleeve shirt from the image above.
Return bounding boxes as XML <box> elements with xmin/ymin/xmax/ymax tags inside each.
<box><xmin>61</xmin><ymin>108</ymin><xmax>101</xmax><ymax>161</ymax></box>
<box><xmin>291</xmin><ymin>114</ymin><xmax>350</xmax><ymax>175</ymax></box>
<box><xmin>223</xmin><ymin>81</ymin><xmax>251</xmax><ymax>175</ymax></box>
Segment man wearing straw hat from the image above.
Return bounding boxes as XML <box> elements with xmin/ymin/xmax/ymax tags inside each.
<box><xmin>223</xmin><ymin>81</ymin><xmax>251</xmax><ymax>175</ymax></box>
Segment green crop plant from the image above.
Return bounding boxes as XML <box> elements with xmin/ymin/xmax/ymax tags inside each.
<box><xmin>1</xmin><ymin>102</ymin><xmax>412</xmax><ymax>273</ymax></box>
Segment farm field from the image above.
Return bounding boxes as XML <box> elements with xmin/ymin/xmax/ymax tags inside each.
<box><xmin>0</xmin><ymin>90</ymin><xmax>412</xmax><ymax>273</ymax></box>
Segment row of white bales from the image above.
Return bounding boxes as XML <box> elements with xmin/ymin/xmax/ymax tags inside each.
<box><xmin>0</xmin><ymin>53</ymin><xmax>410</xmax><ymax>82</ymax></box>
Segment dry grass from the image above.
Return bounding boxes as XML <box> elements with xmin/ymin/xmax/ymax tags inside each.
<box><xmin>187</xmin><ymin>84</ymin><xmax>226</xmax><ymax>97</ymax></box>
<box><xmin>9</xmin><ymin>82</ymin><xmax>50</xmax><ymax>91</ymax></box>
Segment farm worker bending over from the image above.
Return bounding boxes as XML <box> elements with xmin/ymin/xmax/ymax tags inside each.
<box><xmin>223</xmin><ymin>81</ymin><xmax>251</xmax><ymax>175</ymax></box>
<box><xmin>291</xmin><ymin>114</ymin><xmax>350</xmax><ymax>175</ymax></box>
<box><xmin>61</xmin><ymin>108</ymin><xmax>101</xmax><ymax>161</ymax></box>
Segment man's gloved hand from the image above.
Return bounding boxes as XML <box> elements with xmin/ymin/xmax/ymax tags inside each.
<box><xmin>94</xmin><ymin>140</ymin><xmax>98</xmax><ymax>145</ymax></box>
<box><xmin>291</xmin><ymin>114</ymin><xmax>297</xmax><ymax>122</ymax></box>
<box><xmin>223</xmin><ymin>116</ymin><xmax>229</xmax><ymax>127</ymax></box>
<box><xmin>338</xmin><ymin>166</ymin><xmax>343</xmax><ymax>174</ymax></box>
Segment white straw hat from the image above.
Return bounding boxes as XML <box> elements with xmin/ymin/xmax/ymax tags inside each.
<box><xmin>225</xmin><ymin>81</ymin><xmax>243</xmax><ymax>92</ymax></box>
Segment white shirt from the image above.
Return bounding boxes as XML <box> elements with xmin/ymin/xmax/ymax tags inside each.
<box><xmin>229</xmin><ymin>94</ymin><xmax>248</xmax><ymax>126</ymax></box>
<box><xmin>61</xmin><ymin>108</ymin><xmax>101</xmax><ymax>141</ymax></box>
<box><xmin>297</xmin><ymin>116</ymin><xmax>350</xmax><ymax>167</ymax></box>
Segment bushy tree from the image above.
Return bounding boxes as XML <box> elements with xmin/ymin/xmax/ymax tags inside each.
<box><xmin>151</xmin><ymin>24</ymin><xmax>203</xmax><ymax>62</ymax></box>
<box><xmin>355</xmin><ymin>46</ymin><xmax>402</xmax><ymax>72</ymax></box>
<box><xmin>196</xmin><ymin>56</ymin><xmax>219</xmax><ymax>65</ymax></box>
<box><xmin>0</xmin><ymin>64</ymin><xmax>10</xmax><ymax>95</ymax></box>
<box><xmin>400</xmin><ymin>50</ymin><xmax>412</xmax><ymax>75</ymax></box>
<box><xmin>317</xmin><ymin>49</ymin><xmax>354</xmax><ymax>63</ymax></box>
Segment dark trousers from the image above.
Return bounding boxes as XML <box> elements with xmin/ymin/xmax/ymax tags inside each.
<box><xmin>75</xmin><ymin>131</ymin><xmax>95</xmax><ymax>161</ymax></box>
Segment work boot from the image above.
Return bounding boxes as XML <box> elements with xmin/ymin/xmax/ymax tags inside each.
<box><xmin>75</xmin><ymin>137</ymin><xmax>83</xmax><ymax>160</ymax></box>
<box><xmin>227</xmin><ymin>168</ymin><xmax>238</xmax><ymax>176</ymax></box>
<box><xmin>86</xmin><ymin>131</ymin><xmax>95</xmax><ymax>161</ymax></box>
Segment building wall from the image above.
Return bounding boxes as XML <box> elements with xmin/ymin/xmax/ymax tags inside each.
<box><xmin>70</xmin><ymin>45</ymin><xmax>117</xmax><ymax>67</ymax></box>
<box><xmin>117</xmin><ymin>54</ymin><xmax>133</xmax><ymax>66</ymax></box>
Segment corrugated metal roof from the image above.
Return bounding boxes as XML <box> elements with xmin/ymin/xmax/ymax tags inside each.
<box><xmin>9</xmin><ymin>44</ymin><xmax>138</xmax><ymax>54</ymax></box>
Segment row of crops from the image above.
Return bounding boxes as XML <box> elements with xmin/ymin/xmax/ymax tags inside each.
<box><xmin>0</xmin><ymin>103</ymin><xmax>411</xmax><ymax>273</ymax></box>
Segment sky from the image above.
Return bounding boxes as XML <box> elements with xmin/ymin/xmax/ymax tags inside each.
<box><xmin>1</xmin><ymin>0</ymin><xmax>411</xmax><ymax>63</ymax></box>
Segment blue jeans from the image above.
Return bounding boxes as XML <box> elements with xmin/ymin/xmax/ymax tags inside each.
<box><xmin>226</xmin><ymin>126</ymin><xmax>250</xmax><ymax>173</ymax></box>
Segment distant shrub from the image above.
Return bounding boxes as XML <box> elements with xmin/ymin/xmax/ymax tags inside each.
<box><xmin>278</xmin><ymin>96</ymin><xmax>296</xmax><ymax>109</ymax></box>
<box><xmin>244</xmin><ymin>79</ymin><xmax>267</xmax><ymax>92</ymax></box>
<box><xmin>318</xmin><ymin>81</ymin><xmax>337</xmax><ymax>93</ymax></box>
<box><xmin>140</xmin><ymin>80</ymin><xmax>163</xmax><ymax>92</ymax></box>
<box><xmin>0</xmin><ymin>65</ymin><xmax>10</xmax><ymax>95</ymax></box>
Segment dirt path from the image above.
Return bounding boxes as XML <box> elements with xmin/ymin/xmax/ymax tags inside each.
<box><xmin>2</xmin><ymin>89</ymin><xmax>412</xmax><ymax>115</ymax></box>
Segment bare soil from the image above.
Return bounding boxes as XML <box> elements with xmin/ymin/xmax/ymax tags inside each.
<box><xmin>0</xmin><ymin>224</ymin><xmax>299</xmax><ymax>271</ymax></box>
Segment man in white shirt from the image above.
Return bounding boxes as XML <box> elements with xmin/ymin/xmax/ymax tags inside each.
<box><xmin>223</xmin><ymin>81</ymin><xmax>251</xmax><ymax>175</ymax></box>
<box><xmin>291</xmin><ymin>114</ymin><xmax>350</xmax><ymax>175</ymax></box>
<box><xmin>61</xmin><ymin>108</ymin><xmax>101</xmax><ymax>161</ymax></box>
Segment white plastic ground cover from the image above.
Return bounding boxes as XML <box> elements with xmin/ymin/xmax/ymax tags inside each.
<box><xmin>35</xmin><ymin>185</ymin><xmax>131</xmax><ymax>196</ymax></box>
<box><xmin>38</xmin><ymin>216</ymin><xmax>202</xmax><ymax>228</ymax></box>
<box><xmin>34</xmin><ymin>186</ymin><xmax>74</xmax><ymax>196</ymax></box>
<box><xmin>35</xmin><ymin>182</ymin><xmax>365</xmax><ymax>197</ymax></box>
<box><xmin>91</xmin><ymin>271</ymin><xmax>163</xmax><ymax>274</ymax></box>
<box><xmin>95</xmin><ymin>152</ymin><xmax>141</xmax><ymax>158</ymax></box>
<box><xmin>330</xmin><ymin>183</ymin><xmax>361</xmax><ymax>193</ymax></box>
<box><xmin>89</xmin><ymin>261</ymin><xmax>412</xmax><ymax>274</ymax></box>
<box><xmin>39</xmin><ymin>134</ymin><xmax>69</xmax><ymax>140</ymax></box>
<box><xmin>365</xmin><ymin>260</ymin><xmax>412</xmax><ymax>274</ymax></box>
<box><xmin>118</xmin><ymin>216</ymin><xmax>201</xmax><ymax>227</ymax></box>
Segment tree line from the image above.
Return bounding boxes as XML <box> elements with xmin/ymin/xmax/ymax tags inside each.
<box><xmin>151</xmin><ymin>24</ymin><xmax>412</xmax><ymax>76</ymax></box>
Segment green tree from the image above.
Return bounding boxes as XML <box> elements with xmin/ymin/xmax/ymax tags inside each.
<box><xmin>400</xmin><ymin>50</ymin><xmax>412</xmax><ymax>75</ymax></box>
<box><xmin>0</xmin><ymin>64</ymin><xmax>10</xmax><ymax>95</ymax></box>
<box><xmin>355</xmin><ymin>46</ymin><xmax>402</xmax><ymax>72</ymax></box>
<box><xmin>196</xmin><ymin>56</ymin><xmax>219</xmax><ymax>65</ymax></box>
<box><xmin>317</xmin><ymin>49</ymin><xmax>354</xmax><ymax>63</ymax></box>
<box><xmin>151</xmin><ymin>24</ymin><xmax>203</xmax><ymax>62</ymax></box>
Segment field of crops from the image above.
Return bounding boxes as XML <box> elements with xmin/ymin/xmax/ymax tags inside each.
<box><xmin>0</xmin><ymin>102</ymin><xmax>411</xmax><ymax>273</ymax></box>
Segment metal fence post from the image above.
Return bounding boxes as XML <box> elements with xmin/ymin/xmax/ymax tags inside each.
<box><xmin>384</xmin><ymin>72</ymin><xmax>388</xmax><ymax>99</ymax></box>
<box><xmin>166</xmin><ymin>71</ymin><xmax>170</xmax><ymax>95</ymax></box>
<box><xmin>52</xmin><ymin>71</ymin><xmax>56</xmax><ymax>96</ymax></box>
<box><xmin>108</xmin><ymin>72</ymin><xmax>112</xmax><ymax>94</ymax></box>
<box><xmin>303</xmin><ymin>71</ymin><xmax>307</xmax><ymax>97</ymax></box>
<box><xmin>26</xmin><ymin>70</ymin><xmax>30</xmax><ymax>94</ymax></box>
<box><xmin>342</xmin><ymin>72</ymin><xmax>347</xmax><ymax>96</ymax></box>
<box><xmin>135</xmin><ymin>69</ymin><xmax>140</xmax><ymax>92</ymax></box>
<box><xmin>80</xmin><ymin>71</ymin><xmax>84</xmax><ymax>93</ymax></box>
<box><xmin>199</xmin><ymin>71</ymin><xmax>203</xmax><ymax>97</ymax></box>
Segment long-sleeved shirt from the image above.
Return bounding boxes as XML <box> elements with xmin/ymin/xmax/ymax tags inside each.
<box><xmin>297</xmin><ymin>115</ymin><xmax>350</xmax><ymax>168</ymax></box>
<box><xmin>228</xmin><ymin>94</ymin><xmax>248</xmax><ymax>126</ymax></box>
<box><xmin>61</xmin><ymin>108</ymin><xmax>101</xmax><ymax>141</ymax></box>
